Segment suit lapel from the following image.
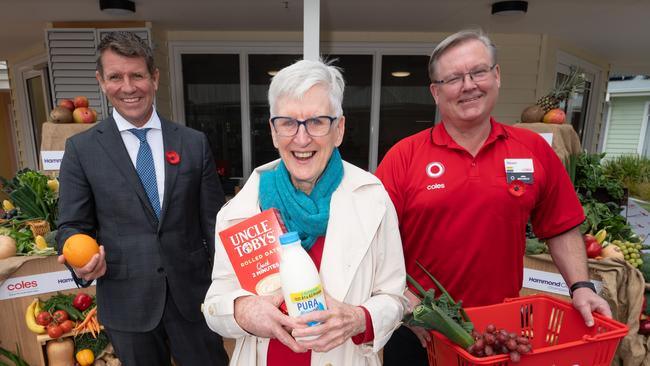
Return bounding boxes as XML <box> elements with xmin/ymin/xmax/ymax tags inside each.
<box><xmin>95</xmin><ymin>118</ymin><xmax>158</xmax><ymax>228</ymax></box>
<box><xmin>159</xmin><ymin>118</ymin><xmax>181</xmax><ymax>229</ymax></box>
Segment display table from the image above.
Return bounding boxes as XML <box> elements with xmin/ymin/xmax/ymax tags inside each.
<box><xmin>0</xmin><ymin>256</ymin><xmax>95</xmax><ymax>366</ymax></box>
<box><xmin>521</xmin><ymin>254</ymin><xmax>645</xmax><ymax>365</ymax></box>
<box><xmin>513</xmin><ymin>122</ymin><xmax>582</xmax><ymax>166</ymax></box>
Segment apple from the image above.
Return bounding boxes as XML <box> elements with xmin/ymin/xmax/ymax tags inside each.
<box><xmin>543</xmin><ymin>108</ymin><xmax>566</xmax><ymax>124</ymax></box>
<box><xmin>72</xmin><ymin>107</ymin><xmax>95</xmax><ymax>123</ymax></box>
<box><xmin>58</xmin><ymin>99</ymin><xmax>75</xmax><ymax>112</ymax></box>
<box><xmin>73</xmin><ymin>96</ymin><xmax>89</xmax><ymax>109</ymax></box>
<box><xmin>90</xmin><ymin>108</ymin><xmax>97</xmax><ymax>122</ymax></box>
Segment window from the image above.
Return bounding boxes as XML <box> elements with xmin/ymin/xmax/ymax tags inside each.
<box><xmin>328</xmin><ymin>54</ymin><xmax>372</xmax><ymax>170</ymax></box>
<box><xmin>378</xmin><ymin>55</ymin><xmax>435</xmax><ymax>163</ymax></box>
<box><xmin>170</xmin><ymin>42</ymin><xmax>434</xmax><ymax>180</ymax></box>
<box><xmin>181</xmin><ymin>54</ymin><xmax>242</xmax><ymax>195</ymax></box>
<box><xmin>248</xmin><ymin>54</ymin><xmax>301</xmax><ymax>168</ymax></box>
<box><xmin>555</xmin><ymin>52</ymin><xmax>604</xmax><ymax>150</ymax></box>
<box><xmin>554</xmin><ymin>69</ymin><xmax>593</xmax><ymax>140</ymax></box>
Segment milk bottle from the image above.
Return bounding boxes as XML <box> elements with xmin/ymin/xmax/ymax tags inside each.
<box><xmin>279</xmin><ymin>232</ymin><xmax>327</xmax><ymax>326</ymax></box>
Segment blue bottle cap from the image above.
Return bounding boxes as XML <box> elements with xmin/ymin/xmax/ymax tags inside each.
<box><xmin>279</xmin><ymin>231</ymin><xmax>300</xmax><ymax>245</ymax></box>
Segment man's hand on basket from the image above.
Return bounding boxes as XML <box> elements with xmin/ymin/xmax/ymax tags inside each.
<box><xmin>572</xmin><ymin>289</ymin><xmax>612</xmax><ymax>327</ymax></box>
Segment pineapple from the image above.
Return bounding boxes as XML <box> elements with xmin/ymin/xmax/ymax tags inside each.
<box><xmin>536</xmin><ymin>66</ymin><xmax>586</xmax><ymax>113</ymax></box>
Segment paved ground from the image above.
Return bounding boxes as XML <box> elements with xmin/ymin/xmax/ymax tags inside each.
<box><xmin>622</xmin><ymin>198</ymin><xmax>650</xmax><ymax>243</ymax></box>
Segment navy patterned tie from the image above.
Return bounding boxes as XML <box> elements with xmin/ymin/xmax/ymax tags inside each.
<box><xmin>129</xmin><ymin>128</ymin><xmax>161</xmax><ymax>219</ymax></box>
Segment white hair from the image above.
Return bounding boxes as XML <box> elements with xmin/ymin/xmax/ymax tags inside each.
<box><xmin>268</xmin><ymin>59</ymin><xmax>345</xmax><ymax>117</ymax></box>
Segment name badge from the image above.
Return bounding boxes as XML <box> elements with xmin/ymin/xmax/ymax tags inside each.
<box><xmin>504</xmin><ymin>158</ymin><xmax>534</xmax><ymax>184</ymax></box>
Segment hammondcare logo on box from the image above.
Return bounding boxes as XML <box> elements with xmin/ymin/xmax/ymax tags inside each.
<box><xmin>41</xmin><ymin>150</ymin><xmax>65</xmax><ymax>170</ymax></box>
<box><xmin>522</xmin><ymin>268</ymin><xmax>602</xmax><ymax>297</ymax></box>
<box><xmin>0</xmin><ymin>271</ymin><xmax>95</xmax><ymax>301</ymax></box>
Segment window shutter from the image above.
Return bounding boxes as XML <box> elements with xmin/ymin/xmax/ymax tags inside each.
<box><xmin>45</xmin><ymin>29</ymin><xmax>104</xmax><ymax>119</ymax></box>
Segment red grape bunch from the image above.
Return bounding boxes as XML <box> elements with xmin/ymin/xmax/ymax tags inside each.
<box><xmin>466</xmin><ymin>324</ymin><xmax>532</xmax><ymax>363</ymax></box>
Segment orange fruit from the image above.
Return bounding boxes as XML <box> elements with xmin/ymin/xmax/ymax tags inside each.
<box><xmin>63</xmin><ymin>234</ymin><xmax>99</xmax><ymax>267</ymax></box>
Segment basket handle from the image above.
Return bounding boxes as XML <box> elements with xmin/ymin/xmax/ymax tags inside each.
<box><xmin>582</xmin><ymin>333</ymin><xmax>608</xmax><ymax>342</ymax></box>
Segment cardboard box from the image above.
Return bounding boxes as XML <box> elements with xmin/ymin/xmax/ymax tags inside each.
<box><xmin>0</xmin><ymin>256</ymin><xmax>96</xmax><ymax>366</ymax></box>
<box><xmin>40</xmin><ymin>122</ymin><xmax>95</xmax><ymax>172</ymax></box>
<box><xmin>520</xmin><ymin>254</ymin><xmax>603</xmax><ymax>301</ymax></box>
<box><xmin>218</xmin><ymin>208</ymin><xmax>286</xmax><ymax>295</ymax></box>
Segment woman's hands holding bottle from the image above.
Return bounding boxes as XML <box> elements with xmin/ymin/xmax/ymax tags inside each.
<box><xmin>290</xmin><ymin>293</ymin><xmax>367</xmax><ymax>352</ymax></box>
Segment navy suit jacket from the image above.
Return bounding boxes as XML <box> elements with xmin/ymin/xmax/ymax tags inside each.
<box><xmin>56</xmin><ymin>116</ymin><xmax>224</xmax><ymax>332</ymax></box>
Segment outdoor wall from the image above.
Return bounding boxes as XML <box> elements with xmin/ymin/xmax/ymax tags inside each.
<box><xmin>5</xmin><ymin>28</ymin><xmax>613</xmax><ymax>170</ymax></box>
<box><xmin>603</xmin><ymin>96</ymin><xmax>649</xmax><ymax>157</ymax></box>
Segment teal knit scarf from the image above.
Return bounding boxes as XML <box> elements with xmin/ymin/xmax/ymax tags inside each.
<box><xmin>259</xmin><ymin>148</ymin><xmax>343</xmax><ymax>250</ymax></box>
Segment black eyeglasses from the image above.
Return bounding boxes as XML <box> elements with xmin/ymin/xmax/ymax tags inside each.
<box><xmin>270</xmin><ymin>116</ymin><xmax>338</xmax><ymax>137</ymax></box>
<box><xmin>432</xmin><ymin>64</ymin><xmax>497</xmax><ymax>87</ymax></box>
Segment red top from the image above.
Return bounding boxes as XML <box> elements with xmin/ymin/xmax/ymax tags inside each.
<box><xmin>267</xmin><ymin>236</ymin><xmax>374</xmax><ymax>365</ymax></box>
<box><xmin>375</xmin><ymin>118</ymin><xmax>584</xmax><ymax>307</ymax></box>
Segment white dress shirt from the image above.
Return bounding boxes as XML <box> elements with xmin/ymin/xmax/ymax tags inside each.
<box><xmin>113</xmin><ymin>109</ymin><xmax>165</xmax><ymax>209</ymax></box>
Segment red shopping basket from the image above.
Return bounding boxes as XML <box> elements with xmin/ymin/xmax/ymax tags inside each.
<box><xmin>427</xmin><ymin>294</ymin><xmax>627</xmax><ymax>366</ymax></box>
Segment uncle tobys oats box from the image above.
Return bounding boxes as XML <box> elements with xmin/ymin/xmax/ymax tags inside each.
<box><xmin>218</xmin><ymin>208</ymin><xmax>286</xmax><ymax>295</ymax></box>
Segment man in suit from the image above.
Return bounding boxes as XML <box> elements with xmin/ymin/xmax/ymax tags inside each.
<box><xmin>56</xmin><ymin>31</ymin><xmax>229</xmax><ymax>365</ymax></box>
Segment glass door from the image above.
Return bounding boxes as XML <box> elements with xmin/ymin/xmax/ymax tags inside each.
<box><xmin>181</xmin><ymin>54</ymin><xmax>243</xmax><ymax>195</ymax></box>
<box><xmin>555</xmin><ymin>52</ymin><xmax>603</xmax><ymax>150</ymax></box>
<box><xmin>378</xmin><ymin>55</ymin><xmax>435</xmax><ymax>164</ymax></box>
<box><xmin>23</xmin><ymin>68</ymin><xmax>51</xmax><ymax>159</ymax></box>
<box><xmin>555</xmin><ymin>65</ymin><xmax>594</xmax><ymax>141</ymax></box>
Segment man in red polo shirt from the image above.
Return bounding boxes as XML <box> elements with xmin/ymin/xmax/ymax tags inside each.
<box><xmin>376</xmin><ymin>29</ymin><xmax>612</xmax><ymax>366</ymax></box>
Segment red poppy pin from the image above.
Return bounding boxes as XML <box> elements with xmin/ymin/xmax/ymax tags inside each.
<box><xmin>508</xmin><ymin>179</ymin><xmax>526</xmax><ymax>197</ymax></box>
<box><xmin>165</xmin><ymin>151</ymin><xmax>180</xmax><ymax>165</ymax></box>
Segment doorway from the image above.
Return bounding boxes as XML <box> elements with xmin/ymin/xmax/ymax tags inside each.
<box><xmin>11</xmin><ymin>55</ymin><xmax>52</xmax><ymax>169</ymax></box>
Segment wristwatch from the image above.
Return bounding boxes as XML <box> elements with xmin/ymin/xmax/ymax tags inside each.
<box><xmin>569</xmin><ymin>281</ymin><xmax>596</xmax><ymax>298</ymax></box>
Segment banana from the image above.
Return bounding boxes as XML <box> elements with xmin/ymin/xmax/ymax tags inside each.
<box><xmin>594</xmin><ymin>229</ymin><xmax>607</xmax><ymax>244</ymax></box>
<box><xmin>2</xmin><ymin>199</ymin><xmax>14</xmax><ymax>211</ymax></box>
<box><xmin>33</xmin><ymin>298</ymin><xmax>43</xmax><ymax>318</ymax></box>
<box><xmin>25</xmin><ymin>298</ymin><xmax>45</xmax><ymax>334</ymax></box>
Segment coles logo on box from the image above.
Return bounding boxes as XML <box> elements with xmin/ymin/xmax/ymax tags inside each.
<box><xmin>0</xmin><ymin>270</ymin><xmax>94</xmax><ymax>301</ymax></box>
<box><xmin>6</xmin><ymin>280</ymin><xmax>39</xmax><ymax>291</ymax></box>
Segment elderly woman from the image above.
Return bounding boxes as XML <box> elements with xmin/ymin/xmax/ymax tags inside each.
<box><xmin>203</xmin><ymin>59</ymin><xmax>406</xmax><ymax>365</ymax></box>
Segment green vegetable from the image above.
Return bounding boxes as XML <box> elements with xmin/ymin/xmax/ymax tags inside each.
<box><xmin>405</xmin><ymin>261</ymin><xmax>475</xmax><ymax>349</ymax></box>
<box><xmin>579</xmin><ymin>197</ymin><xmax>635</xmax><ymax>241</ymax></box>
<box><xmin>1</xmin><ymin>169</ymin><xmax>58</xmax><ymax>226</ymax></box>
<box><xmin>7</xmin><ymin>227</ymin><xmax>34</xmax><ymax>255</ymax></box>
<box><xmin>0</xmin><ymin>344</ymin><xmax>29</xmax><ymax>366</ymax></box>
<box><xmin>574</xmin><ymin>153</ymin><xmax>625</xmax><ymax>203</ymax></box>
<box><xmin>525</xmin><ymin>237</ymin><xmax>548</xmax><ymax>255</ymax></box>
<box><xmin>54</xmin><ymin>302</ymin><xmax>84</xmax><ymax>321</ymax></box>
<box><xmin>43</xmin><ymin>293</ymin><xmax>84</xmax><ymax>321</ymax></box>
<box><xmin>74</xmin><ymin>331</ymin><xmax>109</xmax><ymax>356</ymax></box>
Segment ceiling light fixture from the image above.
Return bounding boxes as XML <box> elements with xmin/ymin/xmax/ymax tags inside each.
<box><xmin>491</xmin><ymin>1</ymin><xmax>528</xmax><ymax>15</ymax></box>
<box><xmin>391</xmin><ymin>71</ymin><xmax>410</xmax><ymax>78</ymax></box>
<box><xmin>100</xmin><ymin>0</ymin><xmax>136</xmax><ymax>15</ymax></box>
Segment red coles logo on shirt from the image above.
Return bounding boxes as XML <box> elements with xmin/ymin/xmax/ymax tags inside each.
<box><xmin>426</xmin><ymin>162</ymin><xmax>445</xmax><ymax>178</ymax></box>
